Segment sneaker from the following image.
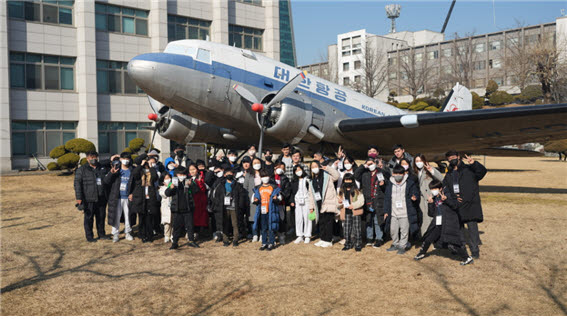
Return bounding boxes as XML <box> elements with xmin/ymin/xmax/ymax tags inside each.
<box><xmin>320</xmin><ymin>241</ymin><xmax>333</xmax><ymax>248</ymax></box>
<box><xmin>169</xmin><ymin>243</ymin><xmax>179</xmax><ymax>250</ymax></box>
<box><xmin>187</xmin><ymin>241</ymin><xmax>200</xmax><ymax>248</ymax></box>
<box><xmin>355</xmin><ymin>246</ymin><xmax>362</xmax><ymax>252</ymax></box>
<box><xmin>259</xmin><ymin>235</ymin><xmax>263</xmax><ymax>242</ymax></box>
<box><xmin>314</xmin><ymin>240</ymin><xmax>323</xmax><ymax>247</ymax></box>
<box><xmin>397</xmin><ymin>248</ymin><xmax>406</xmax><ymax>255</ymax></box>
<box><xmin>232</xmin><ymin>240</ymin><xmax>239</xmax><ymax>247</ymax></box>
<box><xmin>194</xmin><ymin>233</ymin><xmax>199</xmax><ymax>241</ymax></box>
<box><xmin>373</xmin><ymin>240</ymin><xmax>384</xmax><ymax>248</ymax></box>
<box><xmin>332</xmin><ymin>236</ymin><xmax>341</xmax><ymax>243</ymax></box>
<box><xmin>87</xmin><ymin>238</ymin><xmax>97</xmax><ymax>243</ymax></box>
<box><xmin>472</xmin><ymin>251</ymin><xmax>480</xmax><ymax>259</ymax></box>
<box><xmin>259</xmin><ymin>245</ymin><xmax>267</xmax><ymax>251</ymax></box>
<box><xmin>185</xmin><ymin>233</ymin><xmax>189</xmax><ymax>240</ymax></box>
<box><xmin>252</xmin><ymin>235</ymin><xmax>259</xmax><ymax>242</ymax></box>
<box><xmin>213</xmin><ymin>233</ymin><xmax>218</xmax><ymax>241</ymax></box>
<box><xmin>113</xmin><ymin>234</ymin><xmax>119</xmax><ymax>243</ymax></box>
<box><xmin>267</xmin><ymin>244</ymin><xmax>274</xmax><ymax>251</ymax></box>
<box><xmin>461</xmin><ymin>256</ymin><xmax>474</xmax><ymax>266</ymax></box>
<box><xmin>366</xmin><ymin>240</ymin><xmax>374</xmax><ymax>246</ymax></box>
<box><xmin>386</xmin><ymin>245</ymin><xmax>398</xmax><ymax>252</ymax></box>
<box><xmin>223</xmin><ymin>241</ymin><xmax>231</xmax><ymax>247</ymax></box>
<box><xmin>294</xmin><ymin>236</ymin><xmax>304</xmax><ymax>244</ymax></box>
<box><xmin>215</xmin><ymin>236</ymin><xmax>223</xmax><ymax>243</ymax></box>
<box><xmin>304</xmin><ymin>237</ymin><xmax>311</xmax><ymax>244</ymax></box>
<box><xmin>125</xmin><ymin>233</ymin><xmax>134</xmax><ymax>241</ymax></box>
<box><xmin>164</xmin><ymin>237</ymin><xmax>170</xmax><ymax>243</ymax></box>
<box><xmin>279</xmin><ymin>233</ymin><xmax>286</xmax><ymax>245</ymax></box>
<box><xmin>342</xmin><ymin>245</ymin><xmax>351</xmax><ymax>251</ymax></box>
<box><xmin>339</xmin><ymin>239</ymin><xmax>346</xmax><ymax>245</ymax></box>
<box><xmin>414</xmin><ymin>251</ymin><xmax>426</xmax><ymax>260</ymax></box>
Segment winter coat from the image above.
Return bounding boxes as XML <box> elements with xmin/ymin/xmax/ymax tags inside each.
<box><xmin>289</xmin><ymin>178</ymin><xmax>310</xmax><ymax>206</ymax></box>
<box><xmin>274</xmin><ymin>173</ymin><xmax>291</xmax><ymax>204</ymax></box>
<box><xmin>129</xmin><ymin>166</ymin><xmax>160</xmax><ymax>215</ymax></box>
<box><xmin>416</xmin><ymin>167</ymin><xmax>444</xmax><ymax>235</ymax></box>
<box><xmin>384</xmin><ymin>175</ymin><xmax>421</xmax><ymax>236</ymax></box>
<box><xmin>164</xmin><ymin>179</ymin><xmax>200</xmax><ymax>213</ymax></box>
<box><xmin>354</xmin><ymin>165</ymin><xmax>389</xmax><ymax>213</ymax></box>
<box><xmin>336</xmin><ymin>168</ymin><xmax>360</xmax><ymax>192</ymax></box>
<box><xmin>210</xmin><ymin>177</ymin><xmax>247</xmax><ymax>218</ymax></box>
<box><xmin>442</xmin><ymin>161</ymin><xmax>487</xmax><ymax>223</ymax></box>
<box><xmin>103</xmin><ymin>168</ymin><xmax>137</xmax><ymax>227</ymax></box>
<box><xmin>159</xmin><ymin>185</ymin><xmax>172</xmax><ymax>224</ymax></box>
<box><xmin>337</xmin><ymin>189</ymin><xmax>365</xmax><ymax>220</ymax></box>
<box><xmin>387</xmin><ymin>152</ymin><xmax>414</xmax><ymax>172</ymax></box>
<box><xmin>423</xmin><ymin>195</ymin><xmax>462</xmax><ymax>246</ymax></box>
<box><xmin>74</xmin><ymin>163</ymin><xmax>108</xmax><ymax>203</ymax></box>
<box><xmin>252</xmin><ymin>183</ymin><xmax>281</xmax><ymax>232</ymax></box>
<box><xmin>164</xmin><ymin>155</ymin><xmax>192</xmax><ymax>176</ymax></box>
<box><xmin>241</xmin><ymin>171</ymin><xmax>258</xmax><ymax>222</ymax></box>
<box><xmin>308</xmin><ymin>166</ymin><xmax>340</xmax><ymax>222</ymax></box>
<box><xmin>191</xmin><ymin>171</ymin><xmax>209</xmax><ymax>226</ymax></box>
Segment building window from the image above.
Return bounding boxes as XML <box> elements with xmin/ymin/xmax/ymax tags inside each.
<box><xmin>352</xmin><ymin>36</ymin><xmax>362</xmax><ymax>49</ymax></box>
<box><xmin>354</xmin><ymin>60</ymin><xmax>361</xmax><ymax>69</ymax></box>
<box><xmin>11</xmin><ymin>121</ymin><xmax>76</xmax><ymax>157</ymax></box>
<box><xmin>352</xmin><ymin>49</ymin><xmax>362</xmax><ymax>55</ymax></box>
<box><xmin>229</xmin><ymin>25</ymin><xmax>263</xmax><ymax>51</ymax></box>
<box><xmin>389</xmin><ymin>72</ymin><xmax>397</xmax><ymax>80</ymax></box>
<box><xmin>9</xmin><ymin>52</ymin><xmax>75</xmax><ymax>91</ymax></box>
<box><xmin>475</xmin><ymin>43</ymin><xmax>485</xmax><ymax>53</ymax></box>
<box><xmin>167</xmin><ymin>15</ymin><xmax>211</xmax><ymax>42</ymax></box>
<box><xmin>492</xmin><ymin>77</ymin><xmax>503</xmax><ymax>86</ymax></box>
<box><xmin>354</xmin><ymin>75</ymin><xmax>361</xmax><ymax>83</ymax></box>
<box><xmin>343</xmin><ymin>77</ymin><xmax>350</xmax><ymax>86</ymax></box>
<box><xmin>474</xmin><ymin>60</ymin><xmax>486</xmax><ymax>70</ymax></box>
<box><xmin>489</xmin><ymin>59</ymin><xmax>501</xmax><ymax>69</ymax></box>
<box><xmin>98</xmin><ymin>122</ymin><xmax>151</xmax><ymax>154</ymax></box>
<box><xmin>342</xmin><ymin>51</ymin><xmax>351</xmax><ymax>57</ymax></box>
<box><xmin>524</xmin><ymin>34</ymin><xmax>540</xmax><ymax>44</ymax></box>
<box><xmin>343</xmin><ymin>62</ymin><xmax>349</xmax><ymax>72</ymax></box>
<box><xmin>95</xmin><ymin>3</ymin><xmax>148</xmax><ymax>36</ymax></box>
<box><xmin>8</xmin><ymin>1</ymin><xmax>74</xmax><ymax>25</ymax></box>
<box><xmin>235</xmin><ymin>0</ymin><xmax>262</xmax><ymax>5</ymax></box>
<box><xmin>443</xmin><ymin>48</ymin><xmax>452</xmax><ymax>57</ymax></box>
<box><xmin>427</xmin><ymin>51</ymin><xmax>439</xmax><ymax>60</ymax></box>
<box><xmin>96</xmin><ymin>60</ymin><xmax>143</xmax><ymax>94</ymax></box>
<box><xmin>415</xmin><ymin>53</ymin><xmax>423</xmax><ymax>62</ymax></box>
<box><xmin>508</xmin><ymin>37</ymin><xmax>519</xmax><ymax>46</ymax></box>
<box><xmin>490</xmin><ymin>40</ymin><xmax>501</xmax><ymax>51</ymax></box>
<box><xmin>474</xmin><ymin>79</ymin><xmax>485</xmax><ymax>88</ymax></box>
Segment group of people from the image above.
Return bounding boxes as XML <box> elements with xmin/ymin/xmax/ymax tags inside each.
<box><xmin>74</xmin><ymin>142</ymin><xmax>487</xmax><ymax>265</ymax></box>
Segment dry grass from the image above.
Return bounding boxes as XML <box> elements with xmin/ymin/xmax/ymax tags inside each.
<box><xmin>1</xmin><ymin>156</ymin><xmax>566</xmax><ymax>315</ymax></box>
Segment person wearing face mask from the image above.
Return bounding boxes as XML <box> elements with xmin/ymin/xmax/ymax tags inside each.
<box><xmin>336</xmin><ymin>156</ymin><xmax>359</xmax><ymax>191</ymax></box>
<box><xmin>225</xmin><ymin>150</ymin><xmax>241</xmax><ymax>171</ymax></box>
<box><xmin>442</xmin><ymin>150</ymin><xmax>487</xmax><ymax>259</ymax></box>
<box><xmin>164</xmin><ymin>144</ymin><xmax>192</xmax><ymax>177</ymax></box>
<box><xmin>263</xmin><ymin>149</ymin><xmax>275</xmax><ymax>176</ymax></box>
<box><xmin>308</xmin><ymin>161</ymin><xmax>340</xmax><ymax>248</ymax></box>
<box><xmin>278</xmin><ymin>143</ymin><xmax>294</xmax><ymax>180</ymax></box>
<box><xmin>384</xmin><ymin>164</ymin><xmax>420</xmax><ymax>255</ymax></box>
<box><xmin>164</xmin><ymin>166</ymin><xmax>200</xmax><ymax>249</ymax></box>
<box><xmin>209</xmin><ymin>169</ymin><xmax>247</xmax><ymax>247</ymax></box>
<box><xmin>354</xmin><ymin>158</ymin><xmax>390</xmax><ymax>248</ymax></box>
<box><xmin>74</xmin><ymin>151</ymin><xmax>110</xmax><ymax>242</ymax></box>
<box><xmin>337</xmin><ymin>173</ymin><xmax>365</xmax><ymax>251</ymax></box>
<box><xmin>414</xmin><ymin>181</ymin><xmax>473</xmax><ymax>266</ymax></box>
<box><xmin>412</xmin><ymin>154</ymin><xmax>444</xmax><ymax>238</ymax></box>
<box><xmin>290</xmin><ymin>165</ymin><xmax>312</xmax><ymax>244</ymax></box>
<box><xmin>147</xmin><ymin>149</ymin><xmax>166</xmax><ymax>177</ymax></box>
<box><xmin>247</xmin><ymin>145</ymin><xmax>258</xmax><ymax>159</ymax></box>
<box><xmin>388</xmin><ymin>144</ymin><xmax>414</xmax><ymax>174</ymax></box>
<box><xmin>207</xmin><ymin>164</ymin><xmax>229</xmax><ymax>241</ymax></box>
<box><xmin>158</xmin><ymin>174</ymin><xmax>173</xmax><ymax>243</ymax></box>
<box><xmin>273</xmin><ymin>162</ymin><xmax>291</xmax><ymax>244</ymax></box>
<box><xmin>367</xmin><ymin>145</ymin><xmax>379</xmax><ymax>160</ymax></box>
<box><xmin>252</xmin><ymin>169</ymin><xmax>282</xmax><ymax>251</ymax></box>
<box><xmin>104</xmin><ymin>152</ymin><xmax>136</xmax><ymax>243</ymax></box>
<box><xmin>238</xmin><ymin>156</ymin><xmax>257</xmax><ymax>241</ymax></box>
<box><xmin>128</xmin><ymin>154</ymin><xmax>160</xmax><ymax>243</ymax></box>
<box><xmin>189</xmin><ymin>164</ymin><xmax>208</xmax><ymax>241</ymax></box>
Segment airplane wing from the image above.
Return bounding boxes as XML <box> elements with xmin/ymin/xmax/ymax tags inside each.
<box><xmin>337</xmin><ymin>104</ymin><xmax>567</xmax><ymax>156</ymax></box>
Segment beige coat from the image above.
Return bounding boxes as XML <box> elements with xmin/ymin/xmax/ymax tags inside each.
<box><xmin>337</xmin><ymin>190</ymin><xmax>365</xmax><ymax>220</ymax></box>
<box><xmin>308</xmin><ymin>166</ymin><xmax>340</xmax><ymax>221</ymax></box>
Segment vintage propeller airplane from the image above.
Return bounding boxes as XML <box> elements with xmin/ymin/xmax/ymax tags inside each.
<box><xmin>127</xmin><ymin>39</ymin><xmax>567</xmax><ymax>160</ymax></box>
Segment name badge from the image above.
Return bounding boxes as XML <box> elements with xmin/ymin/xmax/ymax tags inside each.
<box><xmin>145</xmin><ymin>186</ymin><xmax>149</xmax><ymax>199</ymax></box>
<box><xmin>314</xmin><ymin>192</ymin><xmax>322</xmax><ymax>201</ymax></box>
<box><xmin>120</xmin><ymin>182</ymin><xmax>127</xmax><ymax>191</ymax></box>
<box><xmin>96</xmin><ymin>177</ymin><xmax>102</xmax><ymax>186</ymax></box>
<box><xmin>238</xmin><ymin>177</ymin><xmax>245</xmax><ymax>184</ymax></box>
<box><xmin>436</xmin><ymin>215</ymin><xmax>442</xmax><ymax>225</ymax></box>
<box><xmin>395</xmin><ymin>200</ymin><xmax>403</xmax><ymax>208</ymax></box>
<box><xmin>338</xmin><ymin>162</ymin><xmax>344</xmax><ymax>170</ymax></box>
<box><xmin>453</xmin><ymin>184</ymin><xmax>460</xmax><ymax>194</ymax></box>
<box><xmin>377</xmin><ymin>173</ymin><xmax>384</xmax><ymax>182</ymax></box>
<box><xmin>224</xmin><ymin>196</ymin><xmax>231</xmax><ymax>205</ymax></box>
<box><xmin>276</xmin><ymin>180</ymin><xmax>281</xmax><ymax>185</ymax></box>
<box><xmin>261</xmin><ymin>206</ymin><xmax>267</xmax><ymax>214</ymax></box>
<box><xmin>343</xmin><ymin>200</ymin><xmax>350</xmax><ymax>208</ymax></box>
<box><xmin>172</xmin><ymin>177</ymin><xmax>179</xmax><ymax>187</ymax></box>
<box><xmin>297</xmin><ymin>197</ymin><xmax>305</xmax><ymax>205</ymax></box>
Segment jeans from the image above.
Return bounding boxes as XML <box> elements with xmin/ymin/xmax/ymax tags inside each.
<box><xmin>260</xmin><ymin>213</ymin><xmax>275</xmax><ymax>245</ymax></box>
<box><xmin>366</xmin><ymin>211</ymin><xmax>384</xmax><ymax>241</ymax></box>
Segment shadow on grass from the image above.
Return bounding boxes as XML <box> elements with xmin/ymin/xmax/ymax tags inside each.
<box><xmin>480</xmin><ymin>186</ymin><xmax>567</xmax><ymax>194</ymax></box>
<box><xmin>486</xmin><ymin>169</ymin><xmax>539</xmax><ymax>173</ymax></box>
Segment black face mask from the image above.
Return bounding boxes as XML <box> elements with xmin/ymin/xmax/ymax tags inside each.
<box><xmin>265</xmin><ymin>155</ymin><xmax>273</xmax><ymax>162</ymax></box>
<box><xmin>176</xmin><ymin>151</ymin><xmax>185</xmax><ymax>158</ymax></box>
<box><xmin>226</xmin><ymin>175</ymin><xmax>234</xmax><ymax>181</ymax></box>
<box><xmin>449</xmin><ymin>159</ymin><xmax>459</xmax><ymax>167</ymax></box>
<box><xmin>88</xmin><ymin>159</ymin><xmax>98</xmax><ymax>165</ymax></box>
<box><xmin>343</xmin><ymin>182</ymin><xmax>354</xmax><ymax>188</ymax></box>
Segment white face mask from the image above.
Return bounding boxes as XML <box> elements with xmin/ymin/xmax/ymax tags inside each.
<box><xmin>248</xmin><ymin>150</ymin><xmax>256</xmax><ymax>156</ymax></box>
<box><xmin>295</xmin><ymin>171</ymin><xmax>303</xmax><ymax>177</ymax></box>
<box><xmin>261</xmin><ymin>177</ymin><xmax>270</xmax><ymax>184</ymax></box>
<box><xmin>216</xmin><ymin>171</ymin><xmax>224</xmax><ymax>178</ymax></box>
<box><xmin>402</xmin><ymin>164</ymin><xmax>410</xmax><ymax>171</ymax></box>
<box><xmin>164</xmin><ymin>179</ymin><xmax>171</xmax><ymax>185</ymax></box>
<box><xmin>311</xmin><ymin>167</ymin><xmax>320</xmax><ymax>175</ymax></box>
<box><xmin>150</xmin><ymin>163</ymin><xmax>156</xmax><ymax>168</ymax></box>
<box><xmin>177</xmin><ymin>175</ymin><xmax>186</xmax><ymax>182</ymax></box>
<box><xmin>253</xmin><ymin>164</ymin><xmax>262</xmax><ymax>170</ymax></box>
<box><xmin>144</xmin><ymin>169</ymin><xmax>150</xmax><ymax>173</ymax></box>
<box><xmin>238</xmin><ymin>177</ymin><xmax>245</xmax><ymax>184</ymax></box>
<box><xmin>275</xmin><ymin>168</ymin><xmax>284</xmax><ymax>175</ymax></box>
<box><xmin>415</xmin><ymin>162</ymin><xmax>424</xmax><ymax>169</ymax></box>
<box><xmin>431</xmin><ymin>189</ymin><xmax>440</xmax><ymax>196</ymax></box>
<box><xmin>368</xmin><ymin>164</ymin><xmax>376</xmax><ymax>172</ymax></box>
<box><xmin>168</xmin><ymin>164</ymin><xmax>175</xmax><ymax>170</ymax></box>
<box><xmin>228</xmin><ymin>156</ymin><xmax>237</xmax><ymax>162</ymax></box>
<box><xmin>121</xmin><ymin>159</ymin><xmax>130</xmax><ymax>165</ymax></box>
<box><xmin>344</xmin><ymin>163</ymin><xmax>352</xmax><ymax>170</ymax></box>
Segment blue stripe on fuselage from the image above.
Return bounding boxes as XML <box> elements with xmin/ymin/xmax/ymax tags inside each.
<box><xmin>131</xmin><ymin>53</ymin><xmax>376</xmax><ymax>119</ymax></box>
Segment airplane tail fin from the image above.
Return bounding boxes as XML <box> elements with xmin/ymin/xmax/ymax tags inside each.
<box><xmin>440</xmin><ymin>83</ymin><xmax>472</xmax><ymax>112</ymax></box>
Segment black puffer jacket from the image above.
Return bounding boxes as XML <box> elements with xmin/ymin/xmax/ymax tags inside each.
<box><xmin>442</xmin><ymin>161</ymin><xmax>487</xmax><ymax>223</ymax></box>
<box><xmin>165</xmin><ymin>179</ymin><xmax>200</xmax><ymax>213</ymax></box>
<box><xmin>210</xmin><ymin>178</ymin><xmax>247</xmax><ymax>216</ymax></box>
<box><xmin>423</xmin><ymin>195</ymin><xmax>462</xmax><ymax>246</ymax></box>
<box><xmin>74</xmin><ymin>163</ymin><xmax>108</xmax><ymax>203</ymax></box>
<box><xmin>354</xmin><ymin>165</ymin><xmax>389</xmax><ymax>213</ymax></box>
<box><xmin>103</xmin><ymin>167</ymin><xmax>136</xmax><ymax>227</ymax></box>
<box><xmin>274</xmin><ymin>173</ymin><xmax>291</xmax><ymax>204</ymax></box>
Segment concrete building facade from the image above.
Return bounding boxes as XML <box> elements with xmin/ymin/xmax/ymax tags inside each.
<box><xmin>1</xmin><ymin>0</ymin><xmax>296</xmax><ymax>172</ymax></box>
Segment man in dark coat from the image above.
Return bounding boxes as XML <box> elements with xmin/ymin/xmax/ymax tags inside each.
<box><xmin>210</xmin><ymin>169</ymin><xmax>247</xmax><ymax>246</ymax></box>
<box><xmin>355</xmin><ymin>158</ymin><xmax>390</xmax><ymax>247</ymax></box>
<box><xmin>103</xmin><ymin>152</ymin><xmax>136</xmax><ymax>243</ymax></box>
<box><xmin>273</xmin><ymin>161</ymin><xmax>291</xmax><ymax>244</ymax></box>
<box><xmin>129</xmin><ymin>154</ymin><xmax>160</xmax><ymax>242</ymax></box>
<box><xmin>165</xmin><ymin>166</ymin><xmax>200</xmax><ymax>249</ymax></box>
<box><xmin>442</xmin><ymin>150</ymin><xmax>487</xmax><ymax>259</ymax></box>
<box><xmin>74</xmin><ymin>151</ymin><xmax>110</xmax><ymax>242</ymax></box>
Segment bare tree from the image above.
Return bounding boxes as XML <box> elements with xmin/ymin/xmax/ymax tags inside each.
<box><xmin>397</xmin><ymin>48</ymin><xmax>434</xmax><ymax>101</ymax></box>
<box><xmin>444</xmin><ymin>33</ymin><xmax>475</xmax><ymax>88</ymax></box>
<box><xmin>350</xmin><ymin>43</ymin><xmax>388</xmax><ymax>98</ymax></box>
<box><xmin>505</xmin><ymin>34</ymin><xmax>535</xmax><ymax>91</ymax></box>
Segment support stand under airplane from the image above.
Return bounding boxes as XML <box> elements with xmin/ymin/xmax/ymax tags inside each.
<box><xmin>127</xmin><ymin>40</ymin><xmax>567</xmax><ymax>160</ymax></box>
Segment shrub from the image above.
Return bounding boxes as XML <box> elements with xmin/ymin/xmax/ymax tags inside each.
<box><xmin>471</xmin><ymin>92</ymin><xmax>484</xmax><ymax>109</ymax></box>
<box><xmin>79</xmin><ymin>157</ymin><xmax>88</xmax><ymax>166</ymax></box>
<box><xmin>432</xmin><ymin>88</ymin><xmax>445</xmax><ymax>99</ymax></box>
<box><xmin>397</xmin><ymin>102</ymin><xmax>410</xmax><ymax>109</ymax></box>
<box><xmin>122</xmin><ymin>147</ymin><xmax>133</xmax><ymax>154</ymax></box>
<box><xmin>409</xmin><ymin>101</ymin><xmax>429</xmax><ymax>111</ymax></box>
<box><xmin>424</xmin><ymin>106</ymin><xmax>440</xmax><ymax>112</ymax></box>
<box><xmin>386</xmin><ymin>101</ymin><xmax>398</xmax><ymax>107</ymax></box>
<box><xmin>47</xmin><ymin>162</ymin><xmax>60</xmax><ymax>171</ymax></box>
<box><xmin>132</xmin><ymin>154</ymin><xmax>139</xmax><ymax>162</ymax></box>
<box><xmin>64</xmin><ymin>138</ymin><xmax>96</xmax><ymax>154</ymax></box>
<box><xmin>128</xmin><ymin>138</ymin><xmax>145</xmax><ymax>153</ymax></box>
<box><xmin>489</xmin><ymin>90</ymin><xmax>514</xmax><ymax>106</ymax></box>
<box><xmin>49</xmin><ymin>145</ymin><xmax>67</xmax><ymax>159</ymax></box>
<box><xmin>485</xmin><ymin>80</ymin><xmax>498</xmax><ymax>97</ymax></box>
<box><xmin>520</xmin><ymin>85</ymin><xmax>543</xmax><ymax>102</ymax></box>
<box><xmin>57</xmin><ymin>153</ymin><xmax>80</xmax><ymax>169</ymax></box>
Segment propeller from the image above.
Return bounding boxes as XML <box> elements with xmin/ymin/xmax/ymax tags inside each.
<box><xmin>146</xmin><ymin>95</ymin><xmax>162</xmax><ymax>153</ymax></box>
<box><xmin>232</xmin><ymin>71</ymin><xmax>307</xmax><ymax>156</ymax></box>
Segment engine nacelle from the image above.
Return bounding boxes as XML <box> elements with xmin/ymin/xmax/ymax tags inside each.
<box><xmin>256</xmin><ymin>93</ymin><xmax>323</xmax><ymax>145</ymax></box>
<box><xmin>158</xmin><ymin>108</ymin><xmax>226</xmax><ymax>145</ymax></box>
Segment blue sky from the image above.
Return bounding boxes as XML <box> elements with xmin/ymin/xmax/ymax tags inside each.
<box><xmin>291</xmin><ymin>0</ymin><xmax>567</xmax><ymax>65</ymax></box>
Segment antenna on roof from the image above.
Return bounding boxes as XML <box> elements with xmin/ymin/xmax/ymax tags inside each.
<box><xmin>385</xmin><ymin>4</ymin><xmax>401</xmax><ymax>33</ymax></box>
<box><xmin>441</xmin><ymin>0</ymin><xmax>456</xmax><ymax>33</ymax></box>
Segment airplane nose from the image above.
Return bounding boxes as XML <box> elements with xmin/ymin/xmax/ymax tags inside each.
<box><xmin>127</xmin><ymin>56</ymin><xmax>157</xmax><ymax>90</ymax></box>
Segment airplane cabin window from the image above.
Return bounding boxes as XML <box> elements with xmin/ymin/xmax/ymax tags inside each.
<box><xmin>196</xmin><ymin>49</ymin><xmax>211</xmax><ymax>63</ymax></box>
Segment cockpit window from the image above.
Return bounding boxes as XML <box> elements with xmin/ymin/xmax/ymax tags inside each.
<box><xmin>164</xmin><ymin>44</ymin><xmax>197</xmax><ymax>57</ymax></box>
<box><xmin>196</xmin><ymin>49</ymin><xmax>211</xmax><ymax>64</ymax></box>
